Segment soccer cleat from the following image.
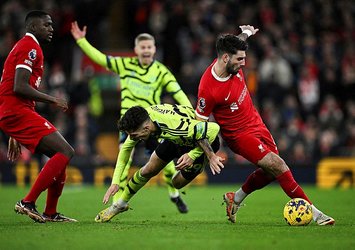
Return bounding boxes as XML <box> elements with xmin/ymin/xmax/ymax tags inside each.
<box><xmin>14</xmin><ymin>200</ymin><xmax>45</xmax><ymax>223</ymax></box>
<box><xmin>94</xmin><ymin>203</ymin><xmax>129</xmax><ymax>222</ymax></box>
<box><xmin>223</xmin><ymin>192</ymin><xmax>241</xmax><ymax>223</ymax></box>
<box><xmin>42</xmin><ymin>213</ymin><xmax>78</xmax><ymax>222</ymax></box>
<box><xmin>171</xmin><ymin>196</ymin><xmax>188</xmax><ymax>213</ymax></box>
<box><xmin>315</xmin><ymin>213</ymin><xmax>335</xmax><ymax>226</ymax></box>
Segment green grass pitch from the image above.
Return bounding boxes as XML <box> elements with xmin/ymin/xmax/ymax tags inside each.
<box><xmin>0</xmin><ymin>184</ymin><xmax>354</xmax><ymax>249</ymax></box>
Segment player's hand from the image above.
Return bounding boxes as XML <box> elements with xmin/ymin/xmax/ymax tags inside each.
<box><xmin>7</xmin><ymin>137</ymin><xmax>21</xmax><ymax>162</ymax></box>
<box><xmin>54</xmin><ymin>97</ymin><xmax>68</xmax><ymax>112</ymax></box>
<box><xmin>208</xmin><ymin>154</ymin><xmax>225</xmax><ymax>175</ymax></box>
<box><xmin>175</xmin><ymin>153</ymin><xmax>194</xmax><ymax>170</ymax></box>
<box><xmin>239</xmin><ymin>25</ymin><xmax>259</xmax><ymax>36</ymax></box>
<box><xmin>71</xmin><ymin>21</ymin><xmax>87</xmax><ymax>40</ymax></box>
<box><xmin>102</xmin><ymin>184</ymin><xmax>119</xmax><ymax>205</ymax></box>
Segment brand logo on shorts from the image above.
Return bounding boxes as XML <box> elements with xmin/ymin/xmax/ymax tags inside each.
<box><xmin>258</xmin><ymin>144</ymin><xmax>265</xmax><ymax>153</ymax></box>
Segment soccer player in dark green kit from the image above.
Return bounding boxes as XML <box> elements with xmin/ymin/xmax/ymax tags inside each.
<box><xmin>94</xmin><ymin>104</ymin><xmax>225</xmax><ymax>222</ymax></box>
<box><xmin>71</xmin><ymin>21</ymin><xmax>191</xmax><ymax>213</ymax></box>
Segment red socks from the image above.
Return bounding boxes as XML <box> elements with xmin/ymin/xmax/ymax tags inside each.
<box><xmin>44</xmin><ymin>170</ymin><xmax>66</xmax><ymax>215</ymax></box>
<box><xmin>24</xmin><ymin>153</ymin><xmax>70</xmax><ymax>203</ymax></box>
<box><xmin>242</xmin><ymin>168</ymin><xmax>275</xmax><ymax>194</ymax></box>
<box><xmin>276</xmin><ymin>170</ymin><xmax>311</xmax><ymax>204</ymax></box>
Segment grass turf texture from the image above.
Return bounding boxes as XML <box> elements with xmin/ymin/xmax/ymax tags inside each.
<box><xmin>0</xmin><ymin>184</ymin><xmax>354</xmax><ymax>250</ymax></box>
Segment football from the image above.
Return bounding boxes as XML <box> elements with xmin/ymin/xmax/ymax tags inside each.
<box><xmin>283</xmin><ymin>198</ymin><xmax>313</xmax><ymax>226</ymax></box>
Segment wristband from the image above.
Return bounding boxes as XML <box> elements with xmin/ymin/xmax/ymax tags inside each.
<box><xmin>242</xmin><ymin>30</ymin><xmax>253</xmax><ymax>37</ymax></box>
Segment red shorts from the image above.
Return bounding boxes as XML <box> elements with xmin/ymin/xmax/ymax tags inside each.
<box><xmin>0</xmin><ymin>110</ymin><xmax>57</xmax><ymax>153</ymax></box>
<box><xmin>223</xmin><ymin>125</ymin><xmax>279</xmax><ymax>165</ymax></box>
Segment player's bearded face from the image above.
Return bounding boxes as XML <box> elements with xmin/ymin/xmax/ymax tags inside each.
<box><xmin>226</xmin><ymin>52</ymin><xmax>246</xmax><ymax>75</ymax></box>
<box><xmin>135</xmin><ymin>40</ymin><xmax>156</xmax><ymax>66</ymax></box>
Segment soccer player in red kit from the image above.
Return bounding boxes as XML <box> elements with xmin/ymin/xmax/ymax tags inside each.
<box><xmin>195</xmin><ymin>25</ymin><xmax>335</xmax><ymax>225</ymax></box>
<box><xmin>0</xmin><ymin>10</ymin><xmax>76</xmax><ymax>223</ymax></box>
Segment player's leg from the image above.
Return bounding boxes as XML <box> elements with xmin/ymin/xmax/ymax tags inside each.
<box><xmin>229</xmin><ymin>128</ymin><xmax>334</xmax><ymax>225</ymax></box>
<box><xmin>42</xmin><ymin>169</ymin><xmax>77</xmax><ymax>222</ymax></box>
<box><xmin>11</xmin><ymin>113</ymin><xmax>74</xmax><ymax>222</ymax></box>
<box><xmin>95</xmin><ymin>151</ymin><xmax>168</xmax><ymax>222</ymax></box>
<box><xmin>163</xmin><ymin>161</ymin><xmax>188</xmax><ymax>213</ymax></box>
<box><xmin>145</xmin><ymin>137</ymin><xmax>188</xmax><ymax>213</ymax></box>
<box><xmin>259</xmin><ymin>152</ymin><xmax>334</xmax><ymax>225</ymax></box>
<box><xmin>23</xmin><ymin>131</ymin><xmax>74</xmax><ymax>203</ymax></box>
<box><xmin>223</xmin><ymin>130</ymin><xmax>282</xmax><ymax>223</ymax></box>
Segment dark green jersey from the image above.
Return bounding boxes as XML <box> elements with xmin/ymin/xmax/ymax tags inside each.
<box><xmin>76</xmin><ymin>38</ymin><xmax>192</xmax><ymax>116</ymax></box>
<box><xmin>112</xmin><ymin>104</ymin><xmax>220</xmax><ymax>184</ymax></box>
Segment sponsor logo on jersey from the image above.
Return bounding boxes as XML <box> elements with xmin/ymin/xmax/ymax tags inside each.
<box><xmin>197</xmin><ymin>97</ymin><xmax>206</xmax><ymax>113</ymax></box>
<box><xmin>28</xmin><ymin>49</ymin><xmax>37</xmax><ymax>60</ymax></box>
<box><xmin>24</xmin><ymin>59</ymin><xmax>33</xmax><ymax>66</ymax></box>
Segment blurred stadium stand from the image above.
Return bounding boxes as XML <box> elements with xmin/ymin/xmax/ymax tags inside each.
<box><xmin>0</xmin><ymin>0</ymin><xmax>354</xmax><ymax>187</ymax></box>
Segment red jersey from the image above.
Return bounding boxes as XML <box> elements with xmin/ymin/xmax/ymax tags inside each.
<box><xmin>196</xmin><ymin>61</ymin><xmax>265</xmax><ymax>140</ymax></box>
<box><xmin>0</xmin><ymin>33</ymin><xmax>44</xmax><ymax>119</ymax></box>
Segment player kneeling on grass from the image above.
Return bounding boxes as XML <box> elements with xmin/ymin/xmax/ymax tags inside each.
<box><xmin>95</xmin><ymin>104</ymin><xmax>224</xmax><ymax>222</ymax></box>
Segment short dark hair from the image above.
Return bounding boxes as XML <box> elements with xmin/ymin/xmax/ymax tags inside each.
<box><xmin>118</xmin><ymin>106</ymin><xmax>149</xmax><ymax>132</ymax></box>
<box><xmin>25</xmin><ymin>10</ymin><xmax>49</xmax><ymax>24</ymax></box>
<box><xmin>216</xmin><ymin>34</ymin><xmax>248</xmax><ymax>57</ymax></box>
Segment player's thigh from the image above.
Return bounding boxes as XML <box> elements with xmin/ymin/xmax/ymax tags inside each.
<box><xmin>36</xmin><ymin>131</ymin><xmax>74</xmax><ymax>158</ymax></box>
<box><xmin>0</xmin><ymin>111</ymin><xmax>57</xmax><ymax>154</ymax></box>
<box><xmin>227</xmin><ymin>133</ymin><xmax>272</xmax><ymax>165</ymax></box>
<box><xmin>141</xmin><ymin>151</ymin><xmax>168</xmax><ymax>177</ymax></box>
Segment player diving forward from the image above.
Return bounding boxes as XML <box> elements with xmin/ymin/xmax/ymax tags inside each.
<box><xmin>71</xmin><ymin>22</ymin><xmax>192</xmax><ymax>213</ymax></box>
<box><xmin>94</xmin><ymin>104</ymin><xmax>224</xmax><ymax>222</ymax></box>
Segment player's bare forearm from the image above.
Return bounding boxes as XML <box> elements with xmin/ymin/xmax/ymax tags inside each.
<box><xmin>197</xmin><ymin>138</ymin><xmax>225</xmax><ymax>175</ymax></box>
<box><xmin>197</xmin><ymin>138</ymin><xmax>214</xmax><ymax>160</ymax></box>
<box><xmin>14</xmin><ymin>68</ymin><xmax>67</xmax><ymax>110</ymax></box>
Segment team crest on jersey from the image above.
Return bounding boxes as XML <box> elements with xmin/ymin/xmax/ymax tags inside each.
<box><xmin>230</xmin><ymin>102</ymin><xmax>239</xmax><ymax>112</ymax></box>
<box><xmin>197</xmin><ymin>97</ymin><xmax>206</xmax><ymax>113</ymax></box>
<box><xmin>28</xmin><ymin>49</ymin><xmax>37</xmax><ymax>60</ymax></box>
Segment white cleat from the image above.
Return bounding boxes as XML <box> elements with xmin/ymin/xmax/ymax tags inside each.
<box><xmin>315</xmin><ymin>213</ymin><xmax>335</xmax><ymax>226</ymax></box>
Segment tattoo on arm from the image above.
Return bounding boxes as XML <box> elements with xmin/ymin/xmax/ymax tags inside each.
<box><xmin>197</xmin><ymin>139</ymin><xmax>214</xmax><ymax>159</ymax></box>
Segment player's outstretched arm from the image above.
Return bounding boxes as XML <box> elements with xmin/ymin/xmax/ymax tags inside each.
<box><xmin>70</xmin><ymin>21</ymin><xmax>87</xmax><ymax>41</ymax></box>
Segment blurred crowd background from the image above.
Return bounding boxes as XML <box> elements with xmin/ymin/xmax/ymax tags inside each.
<box><xmin>0</xmin><ymin>0</ymin><xmax>354</xmax><ymax>167</ymax></box>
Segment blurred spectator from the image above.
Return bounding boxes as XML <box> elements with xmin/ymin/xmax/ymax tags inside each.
<box><xmin>0</xmin><ymin>0</ymin><xmax>354</xmax><ymax>165</ymax></box>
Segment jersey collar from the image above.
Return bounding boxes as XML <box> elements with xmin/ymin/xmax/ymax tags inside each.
<box><xmin>25</xmin><ymin>32</ymin><xmax>39</xmax><ymax>45</ymax></box>
<box><xmin>211</xmin><ymin>62</ymin><xmax>231</xmax><ymax>82</ymax></box>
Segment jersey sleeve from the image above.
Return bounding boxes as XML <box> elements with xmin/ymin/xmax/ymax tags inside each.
<box><xmin>76</xmin><ymin>38</ymin><xmax>120</xmax><ymax>74</ymax></box>
<box><xmin>111</xmin><ymin>137</ymin><xmax>138</xmax><ymax>185</ymax></box>
<box><xmin>162</xmin><ymin>67</ymin><xmax>192</xmax><ymax>107</ymax></box>
<box><xmin>195</xmin><ymin>85</ymin><xmax>215</xmax><ymax>120</ymax></box>
<box><xmin>187</xmin><ymin>121</ymin><xmax>220</xmax><ymax>160</ymax></box>
<box><xmin>15</xmin><ymin>43</ymin><xmax>39</xmax><ymax>73</ymax></box>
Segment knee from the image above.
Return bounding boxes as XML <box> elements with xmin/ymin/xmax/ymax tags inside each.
<box><xmin>259</xmin><ymin>153</ymin><xmax>289</xmax><ymax>176</ymax></box>
<box><xmin>140</xmin><ymin>166</ymin><xmax>157</xmax><ymax>179</ymax></box>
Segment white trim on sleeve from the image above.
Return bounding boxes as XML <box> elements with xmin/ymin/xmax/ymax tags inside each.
<box><xmin>195</xmin><ymin>111</ymin><xmax>209</xmax><ymax>120</ymax></box>
<box><xmin>16</xmin><ymin>64</ymin><xmax>32</xmax><ymax>73</ymax></box>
